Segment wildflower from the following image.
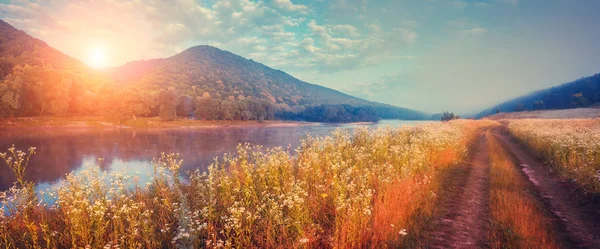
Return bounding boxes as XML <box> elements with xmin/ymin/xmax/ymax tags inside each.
<box><xmin>321</xmin><ymin>193</ymin><xmax>328</xmax><ymax>198</ymax></box>
<box><xmin>399</xmin><ymin>228</ymin><xmax>408</xmax><ymax>236</ymax></box>
<box><xmin>299</xmin><ymin>238</ymin><xmax>309</xmax><ymax>244</ymax></box>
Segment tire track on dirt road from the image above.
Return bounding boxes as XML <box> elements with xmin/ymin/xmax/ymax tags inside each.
<box><xmin>427</xmin><ymin>129</ymin><xmax>491</xmax><ymax>249</ymax></box>
<box><xmin>492</xmin><ymin>126</ymin><xmax>600</xmax><ymax>249</ymax></box>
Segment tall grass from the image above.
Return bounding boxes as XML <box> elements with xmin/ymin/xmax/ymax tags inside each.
<box><xmin>487</xmin><ymin>134</ymin><xmax>561</xmax><ymax>249</ymax></box>
<box><xmin>507</xmin><ymin>119</ymin><xmax>600</xmax><ymax>192</ymax></box>
<box><xmin>1</xmin><ymin>120</ymin><xmax>496</xmax><ymax>248</ymax></box>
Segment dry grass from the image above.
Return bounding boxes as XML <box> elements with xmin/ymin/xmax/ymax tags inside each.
<box><xmin>485</xmin><ymin>108</ymin><xmax>600</xmax><ymax>120</ymax></box>
<box><xmin>0</xmin><ymin>120</ymin><xmax>498</xmax><ymax>248</ymax></box>
<box><xmin>507</xmin><ymin>119</ymin><xmax>600</xmax><ymax>192</ymax></box>
<box><xmin>487</xmin><ymin>134</ymin><xmax>561</xmax><ymax>249</ymax></box>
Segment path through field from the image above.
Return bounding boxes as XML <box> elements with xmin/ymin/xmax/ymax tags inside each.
<box><xmin>492</xmin><ymin>126</ymin><xmax>600</xmax><ymax>249</ymax></box>
<box><xmin>428</xmin><ymin>130</ymin><xmax>491</xmax><ymax>248</ymax></box>
<box><xmin>426</xmin><ymin>126</ymin><xmax>600</xmax><ymax>249</ymax></box>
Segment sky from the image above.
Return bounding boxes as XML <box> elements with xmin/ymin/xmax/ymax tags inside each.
<box><xmin>1</xmin><ymin>0</ymin><xmax>599</xmax><ymax>114</ymax></box>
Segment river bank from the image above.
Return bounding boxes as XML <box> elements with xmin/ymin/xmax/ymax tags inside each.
<box><xmin>0</xmin><ymin>116</ymin><xmax>323</xmax><ymax>130</ymax></box>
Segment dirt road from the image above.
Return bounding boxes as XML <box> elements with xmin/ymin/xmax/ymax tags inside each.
<box><xmin>492</xmin><ymin>126</ymin><xmax>600</xmax><ymax>249</ymax></box>
<box><xmin>427</xmin><ymin>130</ymin><xmax>491</xmax><ymax>248</ymax></box>
<box><xmin>426</xmin><ymin>126</ymin><xmax>600</xmax><ymax>248</ymax></box>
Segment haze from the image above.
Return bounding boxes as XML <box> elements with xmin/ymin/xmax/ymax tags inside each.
<box><xmin>1</xmin><ymin>0</ymin><xmax>599</xmax><ymax>114</ymax></box>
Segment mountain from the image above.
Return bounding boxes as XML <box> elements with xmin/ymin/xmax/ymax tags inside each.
<box><xmin>0</xmin><ymin>19</ymin><xmax>426</xmax><ymax>121</ymax></box>
<box><xmin>477</xmin><ymin>73</ymin><xmax>600</xmax><ymax>118</ymax></box>
<box><xmin>0</xmin><ymin>19</ymin><xmax>114</xmax><ymax>117</ymax></box>
<box><xmin>108</xmin><ymin>46</ymin><xmax>376</xmax><ymax>107</ymax></box>
<box><xmin>107</xmin><ymin>45</ymin><xmax>427</xmax><ymax>121</ymax></box>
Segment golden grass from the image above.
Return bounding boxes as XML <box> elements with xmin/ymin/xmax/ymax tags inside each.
<box><xmin>507</xmin><ymin>119</ymin><xmax>600</xmax><ymax>192</ymax></box>
<box><xmin>487</xmin><ymin>134</ymin><xmax>561</xmax><ymax>249</ymax></box>
<box><xmin>0</xmin><ymin>120</ymin><xmax>498</xmax><ymax>248</ymax></box>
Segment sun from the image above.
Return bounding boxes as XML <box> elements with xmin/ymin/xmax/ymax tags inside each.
<box><xmin>87</xmin><ymin>47</ymin><xmax>108</xmax><ymax>68</ymax></box>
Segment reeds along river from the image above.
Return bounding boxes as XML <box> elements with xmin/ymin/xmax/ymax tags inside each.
<box><xmin>0</xmin><ymin>120</ymin><xmax>430</xmax><ymax>192</ymax></box>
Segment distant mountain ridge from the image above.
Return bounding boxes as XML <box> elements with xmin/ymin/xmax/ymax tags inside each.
<box><xmin>0</xmin><ymin>19</ymin><xmax>427</xmax><ymax>121</ymax></box>
<box><xmin>477</xmin><ymin>73</ymin><xmax>600</xmax><ymax>118</ymax></box>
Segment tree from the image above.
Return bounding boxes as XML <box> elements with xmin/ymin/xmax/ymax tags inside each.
<box><xmin>324</xmin><ymin>105</ymin><xmax>340</xmax><ymax>122</ymax></box>
<box><xmin>533</xmin><ymin>100</ymin><xmax>545</xmax><ymax>110</ymax></box>
<box><xmin>19</xmin><ymin>65</ymin><xmax>73</xmax><ymax>116</ymax></box>
<box><xmin>571</xmin><ymin>92</ymin><xmax>589</xmax><ymax>107</ymax></box>
<box><xmin>158</xmin><ymin>87</ymin><xmax>178</xmax><ymax>121</ymax></box>
<box><xmin>96</xmin><ymin>84</ymin><xmax>118</xmax><ymax>118</ymax></box>
<box><xmin>114</xmin><ymin>89</ymin><xmax>154</xmax><ymax>120</ymax></box>
<box><xmin>0</xmin><ymin>67</ymin><xmax>24</xmax><ymax>117</ymax></box>
<box><xmin>495</xmin><ymin>107</ymin><xmax>500</xmax><ymax>114</ymax></box>
<box><xmin>176</xmin><ymin>94</ymin><xmax>194</xmax><ymax>117</ymax></box>
<box><xmin>441</xmin><ymin>111</ymin><xmax>459</xmax><ymax>121</ymax></box>
<box><xmin>79</xmin><ymin>90</ymin><xmax>98</xmax><ymax>115</ymax></box>
<box><xmin>194</xmin><ymin>96</ymin><xmax>212</xmax><ymax>120</ymax></box>
<box><xmin>515</xmin><ymin>103</ymin><xmax>526</xmax><ymax>112</ymax></box>
<box><xmin>236</xmin><ymin>101</ymin><xmax>251</xmax><ymax>120</ymax></box>
<box><xmin>220</xmin><ymin>100</ymin><xmax>235</xmax><ymax>120</ymax></box>
<box><xmin>209</xmin><ymin>99</ymin><xmax>223</xmax><ymax>120</ymax></box>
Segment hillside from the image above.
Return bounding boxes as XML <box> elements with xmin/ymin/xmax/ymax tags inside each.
<box><xmin>109</xmin><ymin>46</ymin><xmax>367</xmax><ymax>106</ymax></box>
<box><xmin>0</xmin><ymin>20</ymin><xmax>115</xmax><ymax>117</ymax></box>
<box><xmin>0</xmin><ymin>19</ymin><xmax>426</xmax><ymax>122</ymax></box>
<box><xmin>477</xmin><ymin>73</ymin><xmax>600</xmax><ymax>118</ymax></box>
<box><xmin>484</xmin><ymin>107</ymin><xmax>600</xmax><ymax>120</ymax></box>
<box><xmin>107</xmin><ymin>46</ymin><xmax>427</xmax><ymax>121</ymax></box>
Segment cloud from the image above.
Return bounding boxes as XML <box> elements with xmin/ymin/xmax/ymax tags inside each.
<box><xmin>450</xmin><ymin>1</ymin><xmax>469</xmax><ymax>9</ymax></box>
<box><xmin>474</xmin><ymin>2</ymin><xmax>489</xmax><ymax>7</ymax></box>
<box><xmin>445</xmin><ymin>18</ymin><xmax>487</xmax><ymax>36</ymax></box>
<box><xmin>272</xmin><ymin>0</ymin><xmax>308</xmax><ymax>14</ymax></box>
<box><xmin>299</xmin><ymin>20</ymin><xmax>416</xmax><ymax>72</ymax></box>
<box><xmin>343</xmin><ymin>73</ymin><xmax>414</xmax><ymax>98</ymax></box>
<box><xmin>0</xmin><ymin>0</ymin><xmax>415</xmax><ymax>74</ymax></box>
<box><xmin>461</xmin><ymin>27</ymin><xmax>487</xmax><ymax>35</ymax></box>
<box><xmin>329</xmin><ymin>0</ymin><xmax>370</xmax><ymax>14</ymax></box>
<box><xmin>330</xmin><ymin>24</ymin><xmax>361</xmax><ymax>37</ymax></box>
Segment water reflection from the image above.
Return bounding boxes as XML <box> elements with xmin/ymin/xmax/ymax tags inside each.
<box><xmin>0</xmin><ymin>120</ymin><xmax>429</xmax><ymax>191</ymax></box>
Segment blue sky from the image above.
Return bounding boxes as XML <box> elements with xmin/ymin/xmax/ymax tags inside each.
<box><xmin>1</xmin><ymin>0</ymin><xmax>599</xmax><ymax>114</ymax></box>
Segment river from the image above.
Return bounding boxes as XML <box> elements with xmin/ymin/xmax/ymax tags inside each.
<box><xmin>0</xmin><ymin>120</ymin><xmax>431</xmax><ymax>191</ymax></box>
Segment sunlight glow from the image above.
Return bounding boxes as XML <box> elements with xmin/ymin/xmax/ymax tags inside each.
<box><xmin>87</xmin><ymin>47</ymin><xmax>108</xmax><ymax>68</ymax></box>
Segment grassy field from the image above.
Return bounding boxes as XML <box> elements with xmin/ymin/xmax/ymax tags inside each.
<box><xmin>0</xmin><ymin>120</ymin><xmax>497</xmax><ymax>248</ymax></box>
<box><xmin>485</xmin><ymin>108</ymin><xmax>600</xmax><ymax>120</ymax></box>
<box><xmin>487</xmin><ymin>134</ymin><xmax>560</xmax><ymax>249</ymax></box>
<box><xmin>507</xmin><ymin>119</ymin><xmax>600</xmax><ymax>193</ymax></box>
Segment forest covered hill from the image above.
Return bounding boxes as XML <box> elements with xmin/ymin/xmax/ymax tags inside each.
<box><xmin>477</xmin><ymin>73</ymin><xmax>600</xmax><ymax>118</ymax></box>
<box><xmin>0</xmin><ymin>19</ymin><xmax>426</xmax><ymax>122</ymax></box>
<box><xmin>0</xmin><ymin>19</ymin><xmax>115</xmax><ymax>117</ymax></box>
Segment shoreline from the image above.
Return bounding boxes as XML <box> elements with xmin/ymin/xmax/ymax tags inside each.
<box><xmin>0</xmin><ymin>117</ymin><xmax>323</xmax><ymax>131</ymax></box>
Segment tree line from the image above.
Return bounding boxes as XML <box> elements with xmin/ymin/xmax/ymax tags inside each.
<box><xmin>481</xmin><ymin>73</ymin><xmax>600</xmax><ymax>117</ymax></box>
<box><xmin>0</xmin><ymin>64</ymin><xmax>279</xmax><ymax>121</ymax></box>
<box><xmin>278</xmin><ymin>104</ymin><xmax>382</xmax><ymax>123</ymax></box>
<box><xmin>495</xmin><ymin>91</ymin><xmax>594</xmax><ymax>114</ymax></box>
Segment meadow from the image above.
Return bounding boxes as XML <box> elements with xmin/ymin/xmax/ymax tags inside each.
<box><xmin>0</xmin><ymin>120</ymin><xmax>496</xmax><ymax>249</ymax></box>
<box><xmin>507</xmin><ymin>119</ymin><xmax>600</xmax><ymax>193</ymax></box>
